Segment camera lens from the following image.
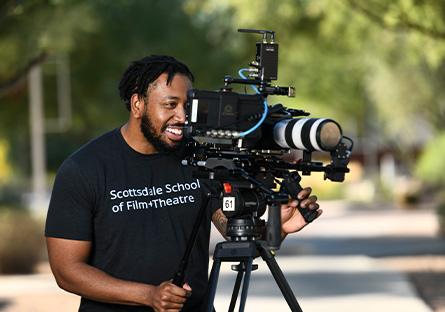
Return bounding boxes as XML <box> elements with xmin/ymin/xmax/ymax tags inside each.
<box><xmin>273</xmin><ymin>118</ymin><xmax>342</xmax><ymax>152</ymax></box>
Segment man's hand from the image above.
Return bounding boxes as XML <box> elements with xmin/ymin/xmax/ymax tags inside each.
<box><xmin>151</xmin><ymin>281</ymin><xmax>192</xmax><ymax>312</ymax></box>
<box><xmin>281</xmin><ymin>187</ymin><xmax>321</xmax><ymax>237</ymax></box>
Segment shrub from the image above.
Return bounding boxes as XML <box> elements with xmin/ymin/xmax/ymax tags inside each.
<box><xmin>415</xmin><ymin>133</ymin><xmax>445</xmax><ymax>235</ymax></box>
<box><xmin>0</xmin><ymin>209</ymin><xmax>44</xmax><ymax>274</ymax></box>
<box><xmin>416</xmin><ymin>132</ymin><xmax>445</xmax><ymax>186</ymax></box>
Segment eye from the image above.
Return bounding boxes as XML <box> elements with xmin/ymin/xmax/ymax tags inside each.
<box><xmin>164</xmin><ymin>102</ymin><xmax>177</xmax><ymax>109</ymax></box>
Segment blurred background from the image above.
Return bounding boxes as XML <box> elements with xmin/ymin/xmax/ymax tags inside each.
<box><xmin>0</xmin><ymin>0</ymin><xmax>444</xmax><ymax>311</ymax></box>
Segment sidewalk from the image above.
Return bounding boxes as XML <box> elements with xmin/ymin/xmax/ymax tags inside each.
<box><xmin>0</xmin><ymin>273</ymin><xmax>78</xmax><ymax>312</ymax></box>
<box><xmin>209</xmin><ymin>201</ymin><xmax>442</xmax><ymax>311</ymax></box>
<box><xmin>0</xmin><ymin>201</ymin><xmax>442</xmax><ymax>311</ymax></box>
<box><xmin>0</xmin><ymin>256</ymin><xmax>432</xmax><ymax>312</ymax></box>
<box><xmin>212</xmin><ymin>256</ymin><xmax>432</xmax><ymax>312</ymax></box>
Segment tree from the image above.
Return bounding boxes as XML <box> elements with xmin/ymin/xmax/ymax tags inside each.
<box><xmin>0</xmin><ymin>0</ymin><xmax>97</xmax><ymax>179</ymax></box>
<box><xmin>2</xmin><ymin>0</ymin><xmax>445</xmax><ymax>182</ymax></box>
<box><xmin>0</xmin><ymin>0</ymin><xmax>240</xmax><ymax>175</ymax></box>
<box><xmin>183</xmin><ymin>0</ymin><xmax>445</xmax><ymax>157</ymax></box>
<box><xmin>0</xmin><ymin>0</ymin><xmax>96</xmax><ymax>95</ymax></box>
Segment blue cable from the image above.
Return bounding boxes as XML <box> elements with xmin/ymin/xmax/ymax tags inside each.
<box><xmin>237</xmin><ymin>69</ymin><xmax>268</xmax><ymax>137</ymax></box>
<box><xmin>238</xmin><ymin>69</ymin><xmax>260</xmax><ymax>93</ymax></box>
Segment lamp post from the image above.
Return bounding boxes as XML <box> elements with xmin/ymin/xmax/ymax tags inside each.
<box><xmin>28</xmin><ymin>65</ymin><xmax>47</xmax><ymax>214</ymax></box>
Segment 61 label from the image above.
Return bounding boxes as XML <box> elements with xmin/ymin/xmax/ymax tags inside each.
<box><xmin>222</xmin><ymin>197</ymin><xmax>236</xmax><ymax>212</ymax></box>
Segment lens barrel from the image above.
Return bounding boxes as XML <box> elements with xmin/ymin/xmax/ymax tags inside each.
<box><xmin>273</xmin><ymin>118</ymin><xmax>342</xmax><ymax>152</ymax></box>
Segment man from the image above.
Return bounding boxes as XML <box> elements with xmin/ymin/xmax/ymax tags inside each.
<box><xmin>45</xmin><ymin>55</ymin><xmax>321</xmax><ymax>312</ymax></box>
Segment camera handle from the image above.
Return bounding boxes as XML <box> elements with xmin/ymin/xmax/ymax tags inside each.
<box><xmin>266</xmin><ymin>201</ymin><xmax>282</xmax><ymax>250</ymax></box>
<box><xmin>172</xmin><ymin>191</ymin><xmax>212</xmax><ymax>286</ymax></box>
<box><xmin>281</xmin><ymin>172</ymin><xmax>319</xmax><ymax>223</ymax></box>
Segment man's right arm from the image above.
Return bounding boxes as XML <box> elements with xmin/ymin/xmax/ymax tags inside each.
<box><xmin>46</xmin><ymin>237</ymin><xmax>191</xmax><ymax>311</ymax></box>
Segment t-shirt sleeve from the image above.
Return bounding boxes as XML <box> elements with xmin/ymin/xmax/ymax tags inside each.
<box><xmin>45</xmin><ymin>158</ymin><xmax>95</xmax><ymax>240</ymax></box>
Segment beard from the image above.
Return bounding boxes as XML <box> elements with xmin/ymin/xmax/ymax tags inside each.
<box><xmin>140</xmin><ymin>112</ymin><xmax>184</xmax><ymax>153</ymax></box>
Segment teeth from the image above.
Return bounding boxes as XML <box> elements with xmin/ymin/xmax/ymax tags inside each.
<box><xmin>166</xmin><ymin>127</ymin><xmax>183</xmax><ymax>136</ymax></box>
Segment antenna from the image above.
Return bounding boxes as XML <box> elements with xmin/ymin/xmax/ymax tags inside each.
<box><xmin>238</xmin><ymin>29</ymin><xmax>275</xmax><ymax>43</ymax></box>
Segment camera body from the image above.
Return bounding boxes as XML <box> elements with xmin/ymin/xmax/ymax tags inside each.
<box><xmin>181</xmin><ymin>29</ymin><xmax>353</xmax><ymax>249</ymax></box>
<box><xmin>185</xmin><ymin>89</ymin><xmax>263</xmax><ymax>144</ymax></box>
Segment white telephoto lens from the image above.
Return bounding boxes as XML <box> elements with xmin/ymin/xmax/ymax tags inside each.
<box><xmin>273</xmin><ymin>118</ymin><xmax>342</xmax><ymax>151</ymax></box>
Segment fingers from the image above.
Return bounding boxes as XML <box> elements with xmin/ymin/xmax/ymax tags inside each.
<box><xmin>281</xmin><ymin>188</ymin><xmax>319</xmax><ymax>222</ymax></box>
<box><xmin>300</xmin><ymin>195</ymin><xmax>319</xmax><ymax>210</ymax></box>
<box><xmin>297</xmin><ymin>187</ymin><xmax>320</xmax><ymax>224</ymax></box>
<box><xmin>182</xmin><ymin>283</ymin><xmax>192</xmax><ymax>298</ymax></box>
<box><xmin>153</xmin><ymin>281</ymin><xmax>192</xmax><ymax>311</ymax></box>
<box><xmin>297</xmin><ymin>187</ymin><xmax>312</xmax><ymax>200</ymax></box>
<box><xmin>287</xmin><ymin>199</ymin><xmax>298</xmax><ymax>208</ymax></box>
<box><xmin>297</xmin><ymin>187</ymin><xmax>319</xmax><ymax>209</ymax></box>
<box><xmin>281</xmin><ymin>186</ymin><xmax>321</xmax><ymax>235</ymax></box>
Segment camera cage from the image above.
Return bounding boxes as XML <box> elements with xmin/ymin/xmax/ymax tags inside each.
<box><xmin>181</xmin><ymin>28</ymin><xmax>353</xmax><ymax>250</ymax></box>
<box><xmin>172</xmin><ymin>32</ymin><xmax>354</xmax><ymax>305</ymax></box>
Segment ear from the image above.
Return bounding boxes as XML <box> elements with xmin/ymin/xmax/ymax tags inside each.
<box><xmin>129</xmin><ymin>94</ymin><xmax>145</xmax><ymax>118</ymax></box>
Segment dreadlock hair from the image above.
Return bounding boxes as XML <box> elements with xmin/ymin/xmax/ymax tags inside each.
<box><xmin>118</xmin><ymin>55</ymin><xmax>194</xmax><ymax>111</ymax></box>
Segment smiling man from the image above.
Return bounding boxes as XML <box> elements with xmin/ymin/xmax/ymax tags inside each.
<box><xmin>45</xmin><ymin>55</ymin><xmax>321</xmax><ymax>312</ymax></box>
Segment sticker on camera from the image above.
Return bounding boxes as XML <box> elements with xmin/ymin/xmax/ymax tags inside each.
<box><xmin>223</xmin><ymin>197</ymin><xmax>236</xmax><ymax>212</ymax></box>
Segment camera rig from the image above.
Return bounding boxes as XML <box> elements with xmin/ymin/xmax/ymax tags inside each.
<box><xmin>181</xmin><ymin>28</ymin><xmax>353</xmax><ymax>249</ymax></box>
<box><xmin>173</xmin><ymin>29</ymin><xmax>353</xmax><ymax>311</ymax></box>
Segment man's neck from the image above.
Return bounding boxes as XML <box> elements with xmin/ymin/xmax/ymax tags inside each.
<box><xmin>120</xmin><ymin>121</ymin><xmax>157</xmax><ymax>155</ymax></box>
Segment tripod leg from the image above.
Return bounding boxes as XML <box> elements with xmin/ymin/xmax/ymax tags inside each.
<box><xmin>238</xmin><ymin>257</ymin><xmax>253</xmax><ymax>312</ymax></box>
<box><xmin>260</xmin><ymin>248</ymin><xmax>303</xmax><ymax>312</ymax></box>
<box><xmin>206</xmin><ymin>258</ymin><xmax>222</xmax><ymax>312</ymax></box>
<box><xmin>228</xmin><ymin>263</ymin><xmax>245</xmax><ymax>312</ymax></box>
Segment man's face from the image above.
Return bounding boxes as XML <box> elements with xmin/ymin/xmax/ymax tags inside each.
<box><xmin>140</xmin><ymin>73</ymin><xmax>192</xmax><ymax>152</ymax></box>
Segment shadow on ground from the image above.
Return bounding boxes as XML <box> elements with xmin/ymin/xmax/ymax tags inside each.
<box><xmin>214</xmin><ymin>270</ymin><xmax>412</xmax><ymax>298</ymax></box>
<box><xmin>280</xmin><ymin>236</ymin><xmax>445</xmax><ymax>257</ymax></box>
<box><xmin>409</xmin><ymin>272</ymin><xmax>445</xmax><ymax>311</ymax></box>
<box><xmin>0</xmin><ymin>300</ymin><xmax>11</xmax><ymax>311</ymax></box>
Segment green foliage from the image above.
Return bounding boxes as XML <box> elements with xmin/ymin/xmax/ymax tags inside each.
<box><xmin>183</xmin><ymin>0</ymin><xmax>445</xmax><ymax>143</ymax></box>
<box><xmin>0</xmin><ymin>139</ymin><xmax>11</xmax><ymax>184</ymax></box>
<box><xmin>415</xmin><ymin>132</ymin><xmax>445</xmax><ymax>186</ymax></box>
<box><xmin>0</xmin><ymin>0</ymin><xmax>96</xmax><ymax>78</ymax></box>
<box><xmin>0</xmin><ymin>0</ymin><xmax>97</xmax><ymax>176</ymax></box>
<box><xmin>0</xmin><ymin>0</ymin><xmax>240</xmax><ymax>174</ymax></box>
<box><xmin>0</xmin><ymin>209</ymin><xmax>44</xmax><ymax>274</ymax></box>
<box><xmin>1</xmin><ymin>0</ymin><xmax>445</xmax><ymax>179</ymax></box>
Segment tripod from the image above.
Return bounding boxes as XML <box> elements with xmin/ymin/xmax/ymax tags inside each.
<box><xmin>172</xmin><ymin>188</ymin><xmax>309</xmax><ymax>311</ymax></box>
<box><xmin>205</xmin><ymin>239</ymin><xmax>303</xmax><ymax>312</ymax></box>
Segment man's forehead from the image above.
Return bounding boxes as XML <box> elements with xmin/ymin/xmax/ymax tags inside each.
<box><xmin>145</xmin><ymin>74</ymin><xmax>191</xmax><ymax>102</ymax></box>
<box><xmin>149</xmin><ymin>73</ymin><xmax>192</xmax><ymax>91</ymax></box>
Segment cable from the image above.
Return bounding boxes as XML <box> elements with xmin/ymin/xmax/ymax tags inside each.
<box><xmin>238</xmin><ymin>69</ymin><xmax>260</xmax><ymax>94</ymax></box>
<box><xmin>237</xmin><ymin>68</ymin><xmax>269</xmax><ymax>137</ymax></box>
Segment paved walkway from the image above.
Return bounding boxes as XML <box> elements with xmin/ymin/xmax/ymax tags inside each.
<box><xmin>208</xmin><ymin>201</ymin><xmax>440</xmax><ymax>311</ymax></box>
<box><xmin>212</xmin><ymin>256</ymin><xmax>432</xmax><ymax>312</ymax></box>
<box><xmin>0</xmin><ymin>201</ymin><xmax>442</xmax><ymax>311</ymax></box>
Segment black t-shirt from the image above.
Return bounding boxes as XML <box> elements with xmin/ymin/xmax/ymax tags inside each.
<box><xmin>45</xmin><ymin>128</ymin><xmax>217</xmax><ymax>311</ymax></box>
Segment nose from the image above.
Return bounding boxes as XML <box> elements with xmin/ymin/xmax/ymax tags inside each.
<box><xmin>174</xmin><ymin>103</ymin><xmax>186</xmax><ymax>124</ymax></box>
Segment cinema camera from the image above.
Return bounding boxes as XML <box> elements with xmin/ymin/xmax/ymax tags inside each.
<box><xmin>173</xmin><ymin>29</ymin><xmax>353</xmax><ymax>311</ymax></box>
<box><xmin>181</xmin><ymin>29</ymin><xmax>353</xmax><ymax>250</ymax></box>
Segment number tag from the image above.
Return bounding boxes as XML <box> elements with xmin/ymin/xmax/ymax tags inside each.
<box><xmin>223</xmin><ymin>197</ymin><xmax>236</xmax><ymax>212</ymax></box>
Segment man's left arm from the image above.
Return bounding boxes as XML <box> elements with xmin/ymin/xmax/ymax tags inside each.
<box><xmin>211</xmin><ymin>208</ymin><xmax>229</xmax><ymax>240</ymax></box>
<box><xmin>211</xmin><ymin>187</ymin><xmax>320</xmax><ymax>239</ymax></box>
